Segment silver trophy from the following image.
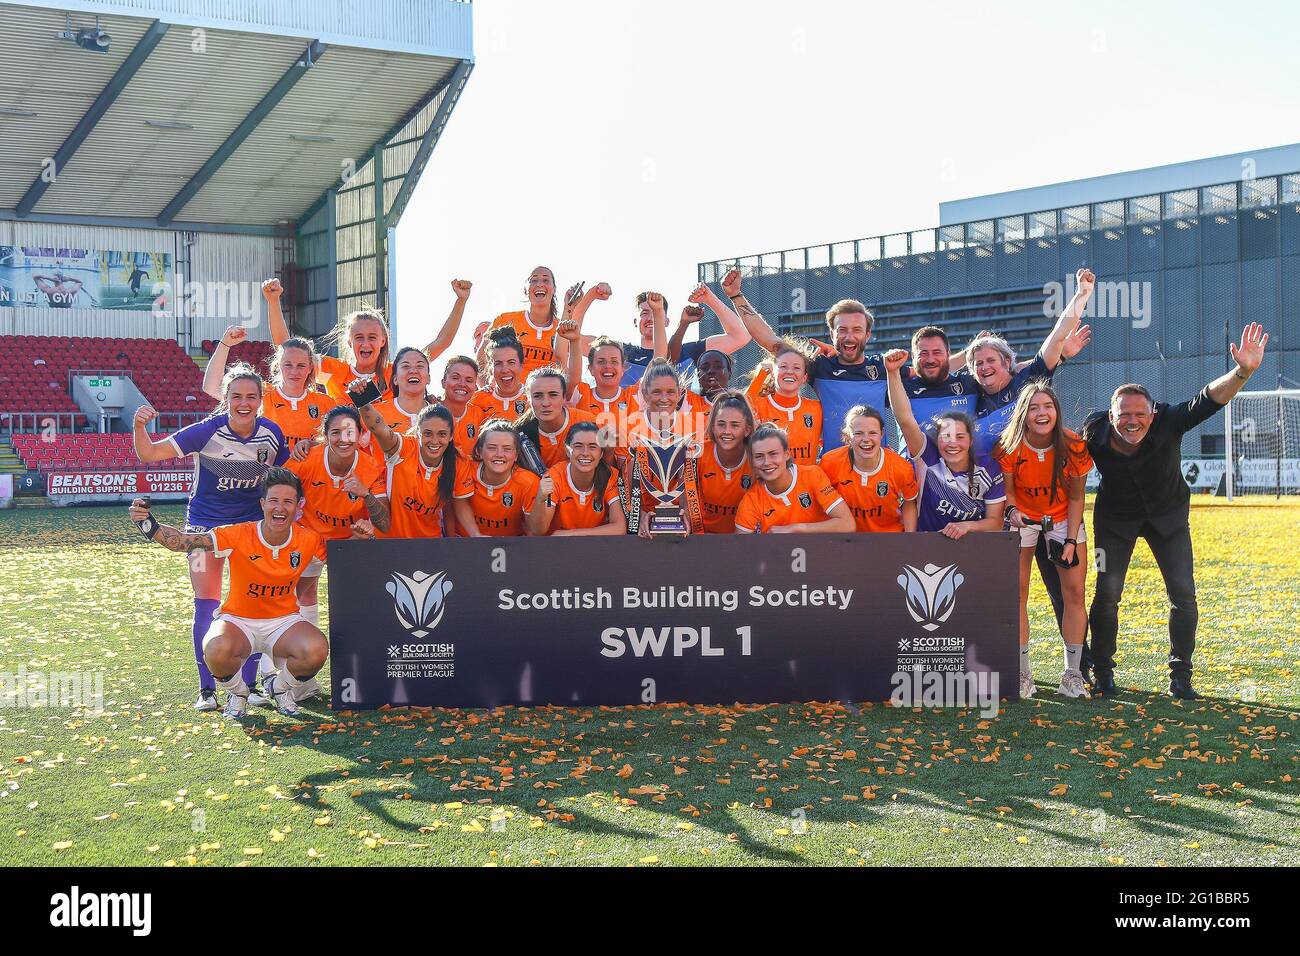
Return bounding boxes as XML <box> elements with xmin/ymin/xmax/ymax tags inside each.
<box><xmin>637</xmin><ymin>427</ymin><xmax>698</xmax><ymax>537</ymax></box>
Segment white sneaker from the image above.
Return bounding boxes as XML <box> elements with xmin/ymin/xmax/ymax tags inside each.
<box><xmin>247</xmin><ymin>683</ymin><xmax>274</xmax><ymax>708</ymax></box>
<box><xmin>1019</xmin><ymin>672</ymin><xmax>1038</xmax><ymax>698</ymax></box>
<box><xmin>193</xmin><ymin>688</ymin><xmax>218</xmax><ymax>711</ymax></box>
<box><xmin>293</xmin><ymin>676</ymin><xmax>321</xmax><ymax>702</ymax></box>
<box><xmin>222</xmin><ymin>690</ymin><xmax>249</xmax><ymax>720</ymax></box>
<box><xmin>1057</xmin><ymin>670</ymin><xmax>1090</xmax><ymax>699</ymax></box>
<box><xmin>264</xmin><ymin>675</ymin><xmax>300</xmax><ymax>716</ymax></box>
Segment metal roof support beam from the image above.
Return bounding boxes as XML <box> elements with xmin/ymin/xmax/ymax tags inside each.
<box><xmin>157</xmin><ymin>39</ymin><xmax>327</xmax><ymax>227</ymax></box>
<box><xmin>385</xmin><ymin>59</ymin><xmax>472</xmax><ymax>226</ymax></box>
<box><xmin>0</xmin><ymin>207</ymin><xmax>280</xmax><ymax>237</ymax></box>
<box><xmin>15</xmin><ymin>19</ymin><xmax>170</xmax><ymax>217</ymax></box>
<box><xmin>373</xmin><ymin>144</ymin><xmax>386</xmax><ymax>314</ymax></box>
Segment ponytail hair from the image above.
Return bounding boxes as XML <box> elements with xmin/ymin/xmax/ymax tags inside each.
<box><xmin>413</xmin><ymin>403</ymin><xmax>460</xmax><ymax>505</ymax></box>
<box><xmin>487</xmin><ymin>326</ymin><xmax>525</xmax><ymax>364</ymax></box>
<box><xmin>324</xmin><ymin>307</ymin><xmax>391</xmax><ymax>393</ymax></box>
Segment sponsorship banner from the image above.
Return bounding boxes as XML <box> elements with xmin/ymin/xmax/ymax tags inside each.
<box><xmin>327</xmin><ymin>533</ymin><xmax>1019</xmax><ymax>710</ymax></box>
<box><xmin>45</xmin><ymin>470</ymin><xmax>193</xmax><ymax>498</ymax></box>
<box><xmin>0</xmin><ymin>245</ymin><xmax>170</xmax><ymax>311</ymax></box>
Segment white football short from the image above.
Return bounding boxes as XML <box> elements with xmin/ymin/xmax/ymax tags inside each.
<box><xmin>1018</xmin><ymin>520</ymin><xmax>1087</xmax><ymax>550</ymax></box>
<box><xmin>204</xmin><ymin>612</ymin><xmax>308</xmax><ymax>657</ymax></box>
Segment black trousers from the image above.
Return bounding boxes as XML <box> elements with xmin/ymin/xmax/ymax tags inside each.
<box><xmin>1087</xmin><ymin>516</ymin><xmax>1197</xmax><ymax>678</ymax></box>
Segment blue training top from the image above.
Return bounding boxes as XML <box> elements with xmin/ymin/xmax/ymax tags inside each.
<box><xmin>168</xmin><ymin>413</ymin><xmax>289</xmax><ymax>528</ymax></box>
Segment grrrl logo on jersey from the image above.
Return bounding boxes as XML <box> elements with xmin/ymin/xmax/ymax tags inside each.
<box><xmin>386</xmin><ymin>570</ymin><xmax>454</xmax><ymax>638</ymax></box>
<box><xmin>897</xmin><ymin>563</ymin><xmax>965</xmax><ymax>632</ymax></box>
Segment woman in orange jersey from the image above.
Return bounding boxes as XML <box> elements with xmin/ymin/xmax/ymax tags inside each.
<box><xmin>352</xmin><ymin>390</ymin><xmax>472</xmax><ymax>539</ymax></box>
<box><xmin>993</xmin><ymin>382</ymin><xmax>1093</xmax><ymax>701</ymax></box>
<box><xmin>286</xmin><ymin>404</ymin><xmax>388</xmax><ymax>619</ymax></box>
<box><xmin>515</xmin><ymin>366</ymin><xmax>598</xmax><ymax>469</ymax></box>
<box><xmin>264</xmin><ymin>277</ymin><xmax>471</xmax><ymax>402</ymax></box>
<box><xmin>361</xmin><ymin>346</ymin><xmax>434</xmax><ymax>463</ymax></box>
<box><xmin>437</xmin><ymin>354</ymin><xmax>488</xmax><ymax>456</ymax></box>
<box><xmin>470</xmin><ymin>329</ymin><xmax>531</xmax><ymax>421</ymax></box>
<box><xmin>819</xmin><ymin>404</ymin><xmax>918</xmax><ymax>532</ymax></box>
<box><xmin>202</xmin><ymin>325</ymin><xmax>340</xmax><ymax>451</ymax></box>
<box><xmin>734</xmin><ymin>423</ymin><xmax>853</xmax><ymax>534</ymax></box>
<box><xmin>528</xmin><ymin>421</ymin><xmax>627</xmax><ymax>536</ymax></box>
<box><xmin>745</xmin><ymin>341</ymin><xmax>822</xmax><ymax>465</ymax></box>
<box><xmin>569</xmin><ymin>335</ymin><xmax>638</xmax><ymax>449</ymax></box>
<box><xmin>128</xmin><ymin>468</ymin><xmax>328</xmax><ymax>720</ymax></box>
<box><xmin>454</xmin><ymin>421</ymin><xmax>546</xmax><ymax>537</ymax></box>
<box><xmin>696</xmin><ymin>391</ymin><xmax>755</xmax><ymax>533</ymax></box>
<box><xmin>623</xmin><ymin>356</ymin><xmax>706</xmax><ymax>536</ymax></box>
<box><xmin>483</xmin><ymin>266</ymin><xmax>571</xmax><ymax>377</ymax></box>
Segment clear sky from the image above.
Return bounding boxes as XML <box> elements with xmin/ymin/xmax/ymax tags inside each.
<box><xmin>394</xmin><ymin>0</ymin><xmax>1300</xmax><ymax>374</ymax></box>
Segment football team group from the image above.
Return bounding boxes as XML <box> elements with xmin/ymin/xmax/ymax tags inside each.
<box><xmin>126</xmin><ymin>266</ymin><xmax>1270</xmax><ymax>718</ymax></box>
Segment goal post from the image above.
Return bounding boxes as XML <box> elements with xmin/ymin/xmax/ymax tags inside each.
<box><xmin>1223</xmin><ymin>389</ymin><xmax>1300</xmax><ymax>501</ymax></box>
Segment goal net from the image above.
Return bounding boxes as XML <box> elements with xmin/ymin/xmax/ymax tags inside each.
<box><xmin>1223</xmin><ymin>389</ymin><xmax>1300</xmax><ymax>499</ymax></box>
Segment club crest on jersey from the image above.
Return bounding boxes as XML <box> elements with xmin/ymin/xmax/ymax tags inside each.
<box><xmin>289</xmin><ymin>551</ymin><xmax>301</xmax><ymax>569</ymax></box>
<box><xmin>502</xmin><ymin>492</ymin><xmax>514</xmax><ymax>508</ymax></box>
<box><xmin>257</xmin><ymin>448</ymin><xmax>269</xmax><ymax>463</ymax></box>
<box><xmin>897</xmin><ymin>563</ymin><xmax>965</xmax><ymax>632</ymax></box>
<box><xmin>386</xmin><ymin>570</ymin><xmax>454</xmax><ymax>639</ymax></box>
<box><xmin>865</xmin><ymin>366</ymin><xmax>880</xmax><ymax>380</ymax></box>
<box><xmin>876</xmin><ymin>481</ymin><xmax>890</xmax><ymax>496</ymax></box>
<box><xmin>950</xmin><ymin>382</ymin><xmax>962</xmax><ymax>395</ymax></box>
<box><xmin>802</xmin><ymin>413</ymin><xmax>814</xmax><ymax>428</ymax></box>
<box><xmin>798</xmin><ymin>492</ymin><xmax>812</xmax><ymax>508</ymax></box>
<box><xmin>593</xmin><ymin>499</ymin><xmax>604</xmax><ymax>512</ymax></box>
<box><xmin>741</xmin><ymin>474</ymin><xmax>753</xmax><ymax>489</ymax></box>
<box><xmin>513</xmin><ymin>400</ymin><xmax>527</xmax><ymax>415</ymax></box>
<box><xmin>466</xmin><ymin>424</ymin><xmax>476</xmax><ymax>438</ymax></box>
<box><xmin>308</xmin><ymin>405</ymin><xmax>321</xmax><ymax>419</ymax></box>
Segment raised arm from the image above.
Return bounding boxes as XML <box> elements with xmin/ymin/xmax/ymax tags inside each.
<box><xmin>343</xmin><ymin>472</ymin><xmax>391</xmax><ymax>534</ymax></box>
<box><xmin>131</xmin><ymin>405</ymin><xmax>179</xmax><ymax>463</ymax></box>
<box><xmin>202</xmin><ymin>326</ymin><xmax>246</xmax><ymax>400</ymax></box>
<box><xmin>691</xmin><ymin>283</ymin><xmax>751</xmax><ymax>354</ymax></box>
<box><xmin>423</xmin><ymin>280</ymin><xmax>472</xmax><ymax>361</ymax></box>
<box><xmin>645</xmin><ymin>292</ymin><xmax>669</xmax><ymax>359</ymax></box>
<box><xmin>263</xmin><ymin>278</ymin><xmax>289</xmax><ymax>346</ymax></box>
<box><xmin>1039</xmin><ymin>268</ymin><xmax>1094</xmax><ymax>369</ymax></box>
<box><xmin>720</xmin><ymin>269</ymin><xmax>782</xmax><ymax>354</ymax></box>
<box><xmin>128</xmin><ymin>497</ymin><xmax>214</xmax><ymax>553</ymax></box>
<box><xmin>348</xmin><ymin>382</ymin><xmax>402</xmax><ymax>458</ymax></box>
<box><xmin>557</xmin><ymin>315</ymin><xmax>583</xmax><ymax>400</ymax></box>
<box><xmin>1207</xmin><ymin>322</ymin><xmax>1268</xmax><ymax>405</ymax></box>
<box><xmin>669</xmin><ymin>305</ymin><xmax>703</xmax><ymax>365</ymax></box>
<box><xmin>884</xmin><ymin>349</ymin><xmax>925</xmax><ymax>457</ymax></box>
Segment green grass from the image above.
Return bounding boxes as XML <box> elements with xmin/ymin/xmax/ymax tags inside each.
<box><xmin>0</xmin><ymin>500</ymin><xmax>1296</xmax><ymax>867</ymax></box>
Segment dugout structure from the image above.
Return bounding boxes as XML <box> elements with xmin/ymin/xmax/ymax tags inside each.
<box><xmin>701</xmin><ymin>145</ymin><xmax>1300</xmax><ymax>482</ymax></box>
<box><xmin>0</xmin><ymin>0</ymin><xmax>475</xmax><ymax>346</ymax></box>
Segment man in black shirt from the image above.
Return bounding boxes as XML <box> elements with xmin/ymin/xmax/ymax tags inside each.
<box><xmin>1083</xmin><ymin>322</ymin><xmax>1269</xmax><ymax>699</ymax></box>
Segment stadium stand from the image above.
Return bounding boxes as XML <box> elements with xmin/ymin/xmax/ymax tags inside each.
<box><xmin>10</xmin><ymin>433</ymin><xmax>191</xmax><ymax>475</ymax></box>
<box><xmin>0</xmin><ymin>335</ymin><xmax>218</xmax><ymax>433</ymax></box>
<box><xmin>202</xmin><ymin>338</ymin><xmax>276</xmax><ymax>378</ymax></box>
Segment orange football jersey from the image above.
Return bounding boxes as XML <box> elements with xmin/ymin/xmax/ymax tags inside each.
<box><xmin>746</xmin><ymin>370</ymin><xmax>822</xmax><ymax>464</ymax></box>
<box><xmin>465</xmin><ymin>465</ymin><xmax>541</xmax><ymax>537</ymax></box>
<box><xmin>379</xmin><ymin>435</ymin><xmax>474</xmax><ymax>539</ymax></box>
<box><xmin>319</xmin><ymin>355</ymin><xmax>394</xmax><ymax>403</ymax></box>
<box><xmin>210</xmin><ymin>521</ymin><xmax>324</xmax><ymax>619</ymax></box>
<box><xmin>573</xmin><ymin>382</ymin><xmax>636</xmax><ymax>451</ymax></box>
<box><xmin>287</xmin><ymin>443</ymin><xmax>386</xmax><ymax>539</ymax></box>
<box><xmin>819</xmin><ymin>446</ymin><xmax>918</xmax><ymax>532</ymax></box>
<box><xmin>544</xmin><ymin>463</ymin><xmax>621</xmax><ymax>532</ymax></box>
<box><xmin>734</xmin><ymin>464</ymin><xmax>843</xmax><ymax>533</ymax></box>
<box><xmin>365</xmin><ymin>394</ymin><xmax>428</xmax><ymax>464</ymax></box>
<box><xmin>534</xmin><ymin>407</ymin><xmax>599</xmax><ymax>469</ymax></box>
<box><xmin>994</xmin><ymin>430</ymin><xmax>1093</xmax><ymax>523</ymax></box>
<box><xmin>447</xmin><ymin>403</ymin><xmax>488</xmax><ymax>457</ymax></box>
<box><xmin>489</xmin><ymin>310</ymin><xmax>560</xmax><ymax>375</ymax></box>
<box><xmin>696</xmin><ymin>441</ymin><xmax>754</xmax><ymax>533</ymax></box>
<box><xmin>470</xmin><ymin>387</ymin><xmax>530</xmax><ymax>423</ymax></box>
<box><xmin>260</xmin><ymin>386</ymin><xmax>340</xmax><ymax>450</ymax></box>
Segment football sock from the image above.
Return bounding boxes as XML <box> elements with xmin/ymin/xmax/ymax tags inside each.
<box><xmin>1063</xmin><ymin>643</ymin><xmax>1083</xmax><ymax>676</ymax></box>
<box><xmin>1019</xmin><ymin>645</ymin><xmax>1031</xmax><ymax>676</ymax></box>
<box><xmin>193</xmin><ymin>599</ymin><xmax>219</xmax><ymax>689</ymax></box>
<box><xmin>241</xmin><ymin>653</ymin><xmax>261</xmax><ymax>688</ymax></box>
<box><xmin>214</xmin><ymin>674</ymin><xmax>249</xmax><ymax>696</ymax></box>
<box><xmin>274</xmin><ymin>665</ymin><xmax>306</xmax><ymax>689</ymax></box>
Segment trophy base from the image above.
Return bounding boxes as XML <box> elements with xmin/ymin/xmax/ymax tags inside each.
<box><xmin>646</xmin><ymin>504</ymin><xmax>688</xmax><ymax>538</ymax></box>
